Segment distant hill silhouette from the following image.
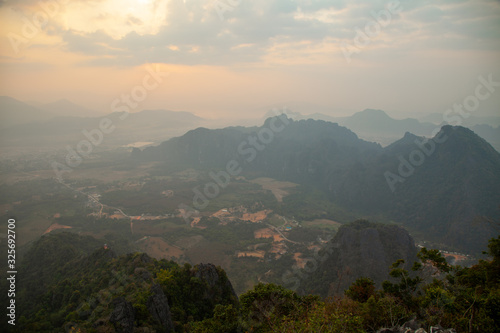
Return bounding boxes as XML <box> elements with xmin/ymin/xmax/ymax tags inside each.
<box><xmin>271</xmin><ymin>108</ymin><xmax>500</xmax><ymax>151</ymax></box>
<box><xmin>0</xmin><ymin>106</ymin><xmax>206</xmax><ymax>149</ymax></box>
<box><xmin>0</xmin><ymin>96</ymin><xmax>54</xmax><ymax>128</ymax></box>
<box><xmin>38</xmin><ymin>98</ymin><xmax>102</xmax><ymax>117</ymax></box>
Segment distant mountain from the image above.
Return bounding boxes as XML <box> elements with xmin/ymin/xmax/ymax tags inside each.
<box><xmin>420</xmin><ymin>112</ymin><xmax>500</xmax><ymax>127</ymax></box>
<box><xmin>134</xmin><ymin>116</ymin><xmax>381</xmax><ymax>179</ymax></box>
<box><xmin>133</xmin><ymin>117</ymin><xmax>500</xmax><ymax>254</ymax></box>
<box><xmin>270</xmin><ymin>108</ymin><xmax>500</xmax><ymax>151</ymax></box>
<box><xmin>39</xmin><ymin>99</ymin><xmax>102</xmax><ymax>117</ymax></box>
<box><xmin>122</xmin><ymin>109</ymin><xmax>204</xmax><ymax>129</ymax></box>
<box><xmin>300</xmin><ymin>220</ymin><xmax>418</xmax><ymax>298</ymax></box>
<box><xmin>0</xmin><ymin>108</ymin><xmax>206</xmax><ymax>149</ymax></box>
<box><xmin>338</xmin><ymin>108</ymin><xmax>435</xmax><ymax>137</ymax></box>
<box><xmin>0</xmin><ymin>95</ymin><xmax>54</xmax><ymax>128</ymax></box>
<box><xmin>265</xmin><ymin>108</ymin><xmax>437</xmax><ymax>145</ymax></box>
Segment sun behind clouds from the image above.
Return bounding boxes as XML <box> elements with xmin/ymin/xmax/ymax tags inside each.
<box><xmin>61</xmin><ymin>0</ymin><xmax>169</xmax><ymax>39</ymax></box>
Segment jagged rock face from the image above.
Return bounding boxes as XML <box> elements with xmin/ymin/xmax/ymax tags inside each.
<box><xmin>338</xmin><ymin>223</ymin><xmax>416</xmax><ymax>286</ymax></box>
<box><xmin>193</xmin><ymin>263</ymin><xmax>238</xmax><ymax>302</ymax></box>
<box><xmin>147</xmin><ymin>284</ymin><xmax>174</xmax><ymax>333</ymax></box>
<box><xmin>302</xmin><ymin>221</ymin><xmax>418</xmax><ymax>297</ymax></box>
<box><xmin>109</xmin><ymin>297</ymin><xmax>135</xmax><ymax>333</ymax></box>
<box><xmin>194</xmin><ymin>263</ymin><xmax>220</xmax><ymax>288</ymax></box>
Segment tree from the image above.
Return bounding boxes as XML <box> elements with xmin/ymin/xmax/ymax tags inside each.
<box><xmin>345</xmin><ymin>277</ymin><xmax>376</xmax><ymax>303</ymax></box>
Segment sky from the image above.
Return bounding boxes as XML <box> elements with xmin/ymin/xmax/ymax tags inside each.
<box><xmin>0</xmin><ymin>0</ymin><xmax>499</xmax><ymax>119</ymax></box>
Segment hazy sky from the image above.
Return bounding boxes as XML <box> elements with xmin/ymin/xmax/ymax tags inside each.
<box><xmin>1</xmin><ymin>0</ymin><xmax>499</xmax><ymax>119</ymax></box>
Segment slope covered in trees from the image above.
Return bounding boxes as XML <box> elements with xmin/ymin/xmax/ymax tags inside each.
<box><xmin>2</xmin><ymin>232</ymin><xmax>499</xmax><ymax>332</ymax></box>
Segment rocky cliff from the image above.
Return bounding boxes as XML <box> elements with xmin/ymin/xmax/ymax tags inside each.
<box><xmin>301</xmin><ymin>220</ymin><xmax>418</xmax><ymax>297</ymax></box>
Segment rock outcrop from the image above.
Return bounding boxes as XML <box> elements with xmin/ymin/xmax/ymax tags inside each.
<box><xmin>377</xmin><ymin>320</ymin><xmax>456</xmax><ymax>333</ymax></box>
<box><xmin>302</xmin><ymin>220</ymin><xmax>418</xmax><ymax>297</ymax></box>
<box><xmin>109</xmin><ymin>297</ymin><xmax>135</xmax><ymax>333</ymax></box>
<box><xmin>193</xmin><ymin>263</ymin><xmax>239</xmax><ymax>304</ymax></box>
<box><xmin>147</xmin><ymin>284</ymin><xmax>174</xmax><ymax>333</ymax></box>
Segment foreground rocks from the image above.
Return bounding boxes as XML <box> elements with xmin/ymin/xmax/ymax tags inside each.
<box><xmin>377</xmin><ymin>320</ymin><xmax>456</xmax><ymax>333</ymax></box>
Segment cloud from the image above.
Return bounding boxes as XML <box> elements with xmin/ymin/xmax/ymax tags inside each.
<box><xmin>6</xmin><ymin>0</ymin><xmax>498</xmax><ymax>67</ymax></box>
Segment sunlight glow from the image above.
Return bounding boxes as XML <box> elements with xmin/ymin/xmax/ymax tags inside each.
<box><xmin>62</xmin><ymin>0</ymin><xmax>169</xmax><ymax>39</ymax></box>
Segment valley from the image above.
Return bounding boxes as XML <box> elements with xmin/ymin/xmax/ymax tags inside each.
<box><xmin>2</xmin><ymin>116</ymin><xmax>493</xmax><ymax>297</ymax></box>
<box><xmin>0</xmin><ymin>155</ymin><xmax>342</xmax><ymax>295</ymax></box>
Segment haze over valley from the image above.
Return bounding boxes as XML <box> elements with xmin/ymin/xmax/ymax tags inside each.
<box><xmin>1</xmin><ymin>0</ymin><xmax>499</xmax><ymax>332</ymax></box>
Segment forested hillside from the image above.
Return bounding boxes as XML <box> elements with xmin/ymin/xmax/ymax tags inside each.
<box><xmin>2</xmin><ymin>231</ymin><xmax>499</xmax><ymax>332</ymax></box>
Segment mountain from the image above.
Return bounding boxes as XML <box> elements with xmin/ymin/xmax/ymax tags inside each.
<box><xmin>270</xmin><ymin>108</ymin><xmax>500</xmax><ymax>151</ymax></box>
<box><xmin>420</xmin><ymin>112</ymin><xmax>500</xmax><ymax>127</ymax></box>
<box><xmin>39</xmin><ymin>99</ymin><xmax>102</xmax><ymax>117</ymax></box>
<box><xmin>0</xmin><ymin>96</ymin><xmax>54</xmax><ymax>128</ymax></box>
<box><xmin>300</xmin><ymin>220</ymin><xmax>418</xmax><ymax>298</ymax></box>
<box><xmin>336</xmin><ymin>110</ymin><xmax>500</xmax><ymax>151</ymax></box>
<box><xmin>134</xmin><ymin>116</ymin><xmax>381</xmax><ymax>180</ymax></box>
<box><xmin>338</xmin><ymin>109</ymin><xmax>435</xmax><ymax>138</ymax></box>
<box><xmin>132</xmin><ymin>118</ymin><xmax>500</xmax><ymax>254</ymax></box>
<box><xmin>377</xmin><ymin>126</ymin><xmax>500</xmax><ymax>253</ymax></box>
<box><xmin>471</xmin><ymin>124</ymin><xmax>500</xmax><ymax>152</ymax></box>
<box><xmin>288</xmin><ymin>109</ymin><xmax>437</xmax><ymax>146</ymax></box>
<box><xmin>122</xmin><ymin>109</ymin><xmax>204</xmax><ymax>129</ymax></box>
<box><xmin>3</xmin><ymin>232</ymin><xmax>238</xmax><ymax>332</ymax></box>
<box><xmin>0</xmin><ymin>108</ymin><xmax>206</xmax><ymax>150</ymax></box>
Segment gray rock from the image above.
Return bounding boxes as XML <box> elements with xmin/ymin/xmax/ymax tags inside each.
<box><xmin>430</xmin><ymin>324</ymin><xmax>444</xmax><ymax>332</ymax></box>
<box><xmin>147</xmin><ymin>284</ymin><xmax>174</xmax><ymax>333</ymax></box>
<box><xmin>109</xmin><ymin>297</ymin><xmax>135</xmax><ymax>333</ymax></box>
<box><xmin>402</xmin><ymin>318</ymin><xmax>422</xmax><ymax>330</ymax></box>
<box><xmin>193</xmin><ymin>263</ymin><xmax>238</xmax><ymax>302</ymax></box>
<box><xmin>376</xmin><ymin>329</ymin><xmax>399</xmax><ymax>333</ymax></box>
<box><xmin>193</xmin><ymin>263</ymin><xmax>220</xmax><ymax>287</ymax></box>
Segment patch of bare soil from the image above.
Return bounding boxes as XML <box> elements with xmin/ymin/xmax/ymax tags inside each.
<box><xmin>43</xmin><ymin>223</ymin><xmax>73</xmax><ymax>235</ymax></box>
<box><xmin>138</xmin><ymin>237</ymin><xmax>184</xmax><ymax>260</ymax></box>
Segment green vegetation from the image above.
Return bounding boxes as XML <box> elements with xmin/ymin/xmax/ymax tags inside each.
<box><xmin>278</xmin><ymin>186</ymin><xmax>358</xmax><ymax>222</ymax></box>
<box><xmin>191</xmin><ymin>236</ymin><xmax>500</xmax><ymax>333</ymax></box>
<box><xmin>2</xmin><ymin>232</ymin><xmax>498</xmax><ymax>332</ymax></box>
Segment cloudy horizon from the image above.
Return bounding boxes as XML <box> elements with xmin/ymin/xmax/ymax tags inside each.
<box><xmin>1</xmin><ymin>0</ymin><xmax>499</xmax><ymax>119</ymax></box>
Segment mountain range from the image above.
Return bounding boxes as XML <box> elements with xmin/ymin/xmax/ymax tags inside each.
<box><xmin>1</xmin><ymin>96</ymin><xmax>499</xmax><ymax>152</ymax></box>
<box><xmin>266</xmin><ymin>108</ymin><xmax>500</xmax><ymax>151</ymax></box>
<box><xmin>0</xmin><ymin>96</ymin><xmax>206</xmax><ymax>151</ymax></box>
<box><xmin>132</xmin><ymin>116</ymin><xmax>500</xmax><ymax>254</ymax></box>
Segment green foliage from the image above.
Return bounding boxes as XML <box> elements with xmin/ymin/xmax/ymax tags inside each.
<box><xmin>276</xmin><ymin>301</ymin><xmax>365</xmax><ymax>333</ymax></box>
<box><xmin>5</xmin><ymin>231</ymin><xmax>500</xmax><ymax>333</ymax></box>
<box><xmin>360</xmin><ymin>294</ymin><xmax>410</xmax><ymax>330</ymax></box>
<box><xmin>382</xmin><ymin>259</ymin><xmax>423</xmax><ymax>311</ymax></box>
<box><xmin>187</xmin><ymin>304</ymin><xmax>241</xmax><ymax>333</ymax></box>
<box><xmin>418</xmin><ymin>247</ymin><xmax>451</xmax><ymax>273</ymax></box>
<box><xmin>377</xmin><ymin>236</ymin><xmax>500</xmax><ymax>332</ymax></box>
<box><xmin>345</xmin><ymin>277</ymin><xmax>376</xmax><ymax>303</ymax></box>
